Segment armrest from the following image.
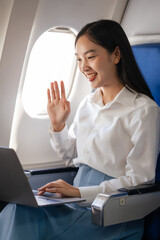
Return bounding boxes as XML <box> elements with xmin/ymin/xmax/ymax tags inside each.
<box><xmin>25</xmin><ymin>167</ymin><xmax>78</xmax><ymax>175</ymax></box>
<box><xmin>25</xmin><ymin>167</ymin><xmax>78</xmax><ymax>189</ymax></box>
<box><xmin>91</xmin><ymin>184</ymin><xmax>160</xmax><ymax>227</ymax></box>
<box><xmin>118</xmin><ymin>183</ymin><xmax>160</xmax><ymax>195</ymax></box>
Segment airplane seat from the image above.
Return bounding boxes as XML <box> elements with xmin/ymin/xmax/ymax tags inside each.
<box><xmin>142</xmin><ymin>153</ymin><xmax>160</xmax><ymax>240</ymax></box>
<box><xmin>131</xmin><ymin>42</ymin><xmax>160</xmax><ymax>105</ymax></box>
<box><xmin>131</xmin><ymin>41</ymin><xmax>160</xmax><ymax>240</ymax></box>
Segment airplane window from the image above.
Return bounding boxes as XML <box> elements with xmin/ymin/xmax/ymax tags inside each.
<box><xmin>22</xmin><ymin>27</ymin><xmax>76</xmax><ymax>118</ymax></box>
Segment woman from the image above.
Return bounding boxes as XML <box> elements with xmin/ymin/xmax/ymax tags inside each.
<box><xmin>0</xmin><ymin>19</ymin><xmax>159</xmax><ymax>240</ymax></box>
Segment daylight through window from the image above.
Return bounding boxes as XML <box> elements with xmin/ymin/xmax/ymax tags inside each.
<box><xmin>22</xmin><ymin>27</ymin><xmax>76</xmax><ymax>118</ymax></box>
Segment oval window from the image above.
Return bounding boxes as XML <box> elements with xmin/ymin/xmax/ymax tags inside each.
<box><xmin>22</xmin><ymin>27</ymin><xmax>77</xmax><ymax>118</ymax></box>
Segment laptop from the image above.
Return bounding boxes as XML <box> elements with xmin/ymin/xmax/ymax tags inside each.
<box><xmin>0</xmin><ymin>147</ymin><xmax>85</xmax><ymax>207</ymax></box>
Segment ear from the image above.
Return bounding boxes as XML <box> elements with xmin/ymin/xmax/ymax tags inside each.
<box><xmin>113</xmin><ymin>46</ymin><xmax>121</xmax><ymax>64</ymax></box>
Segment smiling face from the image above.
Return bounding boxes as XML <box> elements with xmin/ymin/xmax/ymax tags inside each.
<box><xmin>75</xmin><ymin>34</ymin><xmax>122</xmax><ymax>90</ymax></box>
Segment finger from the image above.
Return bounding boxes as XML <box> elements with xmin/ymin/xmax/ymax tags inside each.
<box><xmin>38</xmin><ymin>183</ymin><xmax>53</xmax><ymax>191</ymax></box>
<box><xmin>60</xmin><ymin>81</ymin><xmax>66</xmax><ymax>99</ymax></box>
<box><xmin>38</xmin><ymin>179</ymin><xmax>67</xmax><ymax>193</ymax></box>
<box><xmin>47</xmin><ymin>88</ymin><xmax>51</xmax><ymax>103</ymax></box>
<box><xmin>46</xmin><ymin>187</ymin><xmax>64</xmax><ymax>194</ymax></box>
<box><xmin>54</xmin><ymin>81</ymin><xmax>60</xmax><ymax>100</ymax></box>
<box><xmin>38</xmin><ymin>181</ymin><xmax>61</xmax><ymax>191</ymax></box>
<box><xmin>37</xmin><ymin>190</ymin><xmax>46</xmax><ymax>196</ymax></box>
<box><xmin>50</xmin><ymin>82</ymin><xmax>56</xmax><ymax>100</ymax></box>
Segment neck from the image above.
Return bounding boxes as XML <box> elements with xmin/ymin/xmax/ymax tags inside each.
<box><xmin>100</xmin><ymin>83</ymin><xmax>124</xmax><ymax>105</ymax></box>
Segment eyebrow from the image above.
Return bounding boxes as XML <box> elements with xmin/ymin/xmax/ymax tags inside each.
<box><xmin>75</xmin><ymin>49</ymin><xmax>96</xmax><ymax>56</ymax></box>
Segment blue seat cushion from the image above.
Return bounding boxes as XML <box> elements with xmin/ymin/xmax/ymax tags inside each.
<box><xmin>132</xmin><ymin>44</ymin><xmax>160</xmax><ymax>106</ymax></box>
<box><xmin>132</xmin><ymin>44</ymin><xmax>160</xmax><ymax>240</ymax></box>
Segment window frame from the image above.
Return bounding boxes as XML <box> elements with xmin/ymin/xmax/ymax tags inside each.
<box><xmin>22</xmin><ymin>26</ymin><xmax>77</xmax><ymax>119</ymax></box>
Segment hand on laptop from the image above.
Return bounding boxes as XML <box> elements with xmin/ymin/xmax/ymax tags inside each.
<box><xmin>38</xmin><ymin>179</ymin><xmax>81</xmax><ymax>198</ymax></box>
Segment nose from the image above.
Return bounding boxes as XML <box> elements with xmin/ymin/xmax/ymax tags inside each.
<box><xmin>79</xmin><ymin>59</ymin><xmax>91</xmax><ymax>73</ymax></box>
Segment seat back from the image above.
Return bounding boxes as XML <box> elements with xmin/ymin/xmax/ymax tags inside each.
<box><xmin>132</xmin><ymin>43</ymin><xmax>160</xmax><ymax>105</ymax></box>
<box><xmin>132</xmin><ymin>43</ymin><xmax>160</xmax><ymax>240</ymax></box>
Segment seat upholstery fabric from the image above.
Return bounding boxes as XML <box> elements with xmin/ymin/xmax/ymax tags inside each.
<box><xmin>132</xmin><ymin>44</ymin><xmax>160</xmax><ymax>240</ymax></box>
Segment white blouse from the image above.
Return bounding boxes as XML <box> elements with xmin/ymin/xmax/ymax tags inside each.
<box><xmin>49</xmin><ymin>87</ymin><xmax>160</xmax><ymax>205</ymax></box>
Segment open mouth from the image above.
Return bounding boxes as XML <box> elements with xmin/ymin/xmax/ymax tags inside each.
<box><xmin>86</xmin><ymin>73</ymin><xmax>97</xmax><ymax>81</ymax></box>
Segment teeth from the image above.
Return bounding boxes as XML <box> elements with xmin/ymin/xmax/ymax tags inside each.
<box><xmin>87</xmin><ymin>73</ymin><xmax>97</xmax><ymax>78</ymax></box>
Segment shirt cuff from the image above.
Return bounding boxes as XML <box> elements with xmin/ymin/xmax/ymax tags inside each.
<box><xmin>49</xmin><ymin>124</ymin><xmax>68</xmax><ymax>143</ymax></box>
<box><xmin>78</xmin><ymin>185</ymin><xmax>103</xmax><ymax>206</ymax></box>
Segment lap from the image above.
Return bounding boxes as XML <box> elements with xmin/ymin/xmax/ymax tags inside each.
<box><xmin>0</xmin><ymin>203</ymin><xmax>144</xmax><ymax>240</ymax></box>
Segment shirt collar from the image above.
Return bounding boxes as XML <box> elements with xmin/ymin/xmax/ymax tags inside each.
<box><xmin>90</xmin><ymin>86</ymin><xmax>137</xmax><ymax>107</ymax></box>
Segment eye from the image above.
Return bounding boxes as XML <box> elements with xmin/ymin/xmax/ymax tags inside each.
<box><xmin>76</xmin><ymin>58</ymin><xmax>81</xmax><ymax>62</ymax></box>
<box><xmin>88</xmin><ymin>56</ymin><xmax>95</xmax><ymax>60</ymax></box>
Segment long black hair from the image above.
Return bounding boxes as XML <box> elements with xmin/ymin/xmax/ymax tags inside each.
<box><xmin>75</xmin><ymin>19</ymin><xmax>154</xmax><ymax>100</ymax></box>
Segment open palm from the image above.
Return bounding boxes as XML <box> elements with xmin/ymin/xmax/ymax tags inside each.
<box><xmin>47</xmin><ymin>81</ymin><xmax>70</xmax><ymax>132</ymax></box>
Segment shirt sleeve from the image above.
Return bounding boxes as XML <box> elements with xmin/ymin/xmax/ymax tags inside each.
<box><xmin>78</xmin><ymin>105</ymin><xmax>160</xmax><ymax>206</ymax></box>
<box><xmin>49</xmin><ymin>122</ymin><xmax>77</xmax><ymax>165</ymax></box>
<box><xmin>49</xmin><ymin>95</ymin><xmax>88</xmax><ymax>165</ymax></box>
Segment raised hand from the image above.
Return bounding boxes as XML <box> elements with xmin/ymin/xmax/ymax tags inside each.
<box><xmin>47</xmin><ymin>81</ymin><xmax>70</xmax><ymax>132</ymax></box>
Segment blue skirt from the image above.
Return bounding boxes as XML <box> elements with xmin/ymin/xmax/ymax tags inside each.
<box><xmin>0</xmin><ymin>165</ymin><xmax>144</xmax><ymax>240</ymax></box>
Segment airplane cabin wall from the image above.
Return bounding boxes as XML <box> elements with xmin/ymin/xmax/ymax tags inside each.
<box><xmin>0</xmin><ymin>0</ymin><xmax>14</xmax><ymax>62</ymax></box>
<box><xmin>0</xmin><ymin>0</ymin><xmax>39</xmax><ymax>147</ymax></box>
<box><xmin>121</xmin><ymin>0</ymin><xmax>160</xmax><ymax>39</ymax></box>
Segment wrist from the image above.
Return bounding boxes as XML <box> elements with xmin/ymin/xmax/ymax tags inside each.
<box><xmin>52</xmin><ymin>123</ymin><xmax>65</xmax><ymax>132</ymax></box>
<box><xmin>75</xmin><ymin>188</ymin><xmax>81</xmax><ymax>198</ymax></box>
